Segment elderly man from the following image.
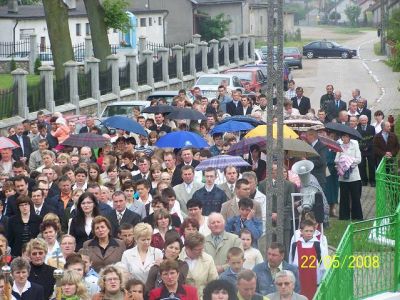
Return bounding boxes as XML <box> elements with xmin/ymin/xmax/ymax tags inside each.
<box><xmin>267</xmin><ymin>270</ymin><xmax>307</xmax><ymax>300</ymax></box>
<box><xmin>326</xmin><ymin>90</ymin><xmax>347</xmax><ymax>122</ymax></box>
<box><xmin>373</xmin><ymin>121</ymin><xmax>400</xmax><ymax>167</ymax></box>
<box><xmin>237</xmin><ymin>270</ymin><xmax>270</xmax><ymax>300</ymax></box>
<box><xmin>305</xmin><ymin>129</ymin><xmax>327</xmax><ymax>190</ymax></box>
<box><xmin>357</xmin><ymin>115</ymin><xmax>376</xmax><ymax>187</ymax></box>
<box><xmin>253</xmin><ymin>242</ymin><xmax>300</xmax><ymax>296</ymax></box>
<box><xmin>29</xmin><ymin>139</ymin><xmax>49</xmax><ymax>171</ymax></box>
<box><xmin>204</xmin><ymin>212</ymin><xmax>242</xmax><ymax>274</ymax></box>
<box><xmin>10</xmin><ymin>123</ymin><xmax>32</xmax><ymax>162</ymax></box>
<box><xmin>79</xmin><ymin>116</ymin><xmax>95</xmax><ymax>133</ymax></box>
<box><xmin>80</xmin><ymin>146</ymin><xmax>93</xmax><ymax>162</ymax></box>
<box><xmin>0</xmin><ymin>148</ymin><xmax>15</xmax><ymax>175</ymax></box>
<box><xmin>357</xmin><ymin>98</ymin><xmax>371</xmax><ymax>124</ymax></box>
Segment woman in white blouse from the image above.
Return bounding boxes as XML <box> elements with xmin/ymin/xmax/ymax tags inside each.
<box><xmin>121</xmin><ymin>223</ymin><xmax>163</xmax><ymax>283</ymax></box>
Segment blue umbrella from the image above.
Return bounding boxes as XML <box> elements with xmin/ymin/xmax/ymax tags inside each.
<box><xmin>218</xmin><ymin>115</ymin><xmax>266</xmax><ymax>126</ymax></box>
<box><xmin>103</xmin><ymin>116</ymin><xmax>148</xmax><ymax>136</ymax></box>
<box><xmin>155</xmin><ymin>131</ymin><xmax>209</xmax><ymax>148</ymax></box>
<box><xmin>195</xmin><ymin>155</ymin><xmax>251</xmax><ymax>171</ymax></box>
<box><xmin>210</xmin><ymin>120</ymin><xmax>254</xmax><ymax>135</ymax></box>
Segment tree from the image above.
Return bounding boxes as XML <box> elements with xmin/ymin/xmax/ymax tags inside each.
<box><xmin>344</xmin><ymin>5</ymin><xmax>361</xmax><ymax>27</ymax></box>
<box><xmin>42</xmin><ymin>0</ymin><xmax>74</xmax><ymax>80</ymax></box>
<box><xmin>387</xmin><ymin>9</ymin><xmax>400</xmax><ymax>42</ymax></box>
<box><xmin>198</xmin><ymin>13</ymin><xmax>232</xmax><ymax>41</ymax></box>
<box><xmin>329</xmin><ymin>11</ymin><xmax>341</xmax><ymax>22</ymax></box>
<box><xmin>284</xmin><ymin>4</ymin><xmax>307</xmax><ymax>25</ymax></box>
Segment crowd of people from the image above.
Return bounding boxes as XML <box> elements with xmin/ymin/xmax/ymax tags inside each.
<box><xmin>0</xmin><ymin>78</ymin><xmax>397</xmax><ymax>300</ymax></box>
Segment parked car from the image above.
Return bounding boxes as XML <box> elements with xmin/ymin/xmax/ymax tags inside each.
<box><xmin>193</xmin><ymin>74</ymin><xmax>244</xmax><ymax>99</ymax></box>
<box><xmin>303</xmin><ymin>40</ymin><xmax>357</xmax><ymax>59</ymax></box>
<box><xmin>283</xmin><ymin>47</ymin><xmax>302</xmax><ymax>69</ymax></box>
<box><xmin>146</xmin><ymin>91</ymin><xmax>179</xmax><ymax>104</ymax></box>
<box><xmin>100</xmin><ymin>100</ymin><xmax>150</xmax><ymax>119</ymax></box>
<box><xmin>223</xmin><ymin>68</ymin><xmax>267</xmax><ymax>93</ymax></box>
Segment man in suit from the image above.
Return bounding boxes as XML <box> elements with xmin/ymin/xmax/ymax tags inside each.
<box><xmin>373</xmin><ymin>121</ymin><xmax>400</xmax><ymax>167</ymax></box>
<box><xmin>204</xmin><ymin>212</ymin><xmax>242</xmax><ymax>274</ymax></box>
<box><xmin>253</xmin><ymin>242</ymin><xmax>300</xmax><ymax>296</ymax></box>
<box><xmin>32</xmin><ymin>123</ymin><xmax>58</xmax><ymax>151</ymax></box>
<box><xmin>305</xmin><ymin>129</ymin><xmax>327</xmax><ymax>191</ymax></box>
<box><xmin>149</xmin><ymin>113</ymin><xmax>171</xmax><ymax>133</ymax></box>
<box><xmin>163</xmin><ymin>151</ymin><xmax>181</xmax><ymax>187</ymax></box>
<box><xmin>326</xmin><ymin>90</ymin><xmax>347</xmax><ymax>122</ymax></box>
<box><xmin>132</xmin><ymin>157</ymin><xmax>152</xmax><ymax>184</ymax></box>
<box><xmin>6</xmin><ymin>175</ymin><xmax>30</xmax><ymax>217</ymax></box>
<box><xmin>10</xmin><ymin>123</ymin><xmax>32</xmax><ymax>162</ymax></box>
<box><xmin>357</xmin><ymin>98</ymin><xmax>371</xmax><ymax>124</ymax></box>
<box><xmin>173</xmin><ymin>165</ymin><xmax>203</xmax><ymax>215</ymax></box>
<box><xmin>236</xmin><ymin>95</ymin><xmax>253</xmax><ymax>116</ymax></box>
<box><xmin>174</xmin><ymin>148</ymin><xmax>200</xmax><ymax>186</ymax></box>
<box><xmin>218</xmin><ymin>166</ymin><xmax>239</xmax><ymax>200</ymax></box>
<box><xmin>221</xmin><ymin>178</ymin><xmax>263</xmax><ymax>221</ymax></box>
<box><xmin>106</xmin><ymin>191</ymin><xmax>141</xmax><ymax>237</ymax></box>
<box><xmin>226</xmin><ymin>90</ymin><xmax>243</xmax><ymax>116</ymax></box>
<box><xmin>357</xmin><ymin>115</ymin><xmax>376</xmax><ymax>187</ymax></box>
<box><xmin>191</xmin><ymin>168</ymin><xmax>227</xmax><ymax>216</ymax></box>
<box><xmin>31</xmin><ymin>187</ymin><xmax>58</xmax><ymax>218</ymax></box>
<box><xmin>79</xmin><ymin>116</ymin><xmax>95</xmax><ymax>133</ymax></box>
<box><xmin>291</xmin><ymin>87</ymin><xmax>310</xmax><ymax>115</ymax></box>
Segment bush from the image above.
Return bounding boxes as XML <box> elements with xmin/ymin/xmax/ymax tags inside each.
<box><xmin>329</xmin><ymin>11</ymin><xmax>341</xmax><ymax>21</ymax></box>
<box><xmin>34</xmin><ymin>58</ymin><xmax>41</xmax><ymax>75</ymax></box>
<box><xmin>389</xmin><ymin>41</ymin><xmax>400</xmax><ymax>72</ymax></box>
<box><xmin>10</xmin><ymin>59</ymin><xmax>16</xmax><ymax>72</ymax></box>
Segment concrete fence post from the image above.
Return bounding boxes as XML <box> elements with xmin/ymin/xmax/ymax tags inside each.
<box><xmin>199</xmin><ymin>41</ymin><xmax>208</xmax><ymax>73</ymax></box>
<box><xmin>106</xmin><ymin>54</ymin><xmax>120</xmax><ymax>97</ymax></box>
<box><xmin>185</xmin><ymin>43</ymin><xmax>196</xmax><ymax>77</ymax></box>
<box><xmin>240</xmin><ymin>34</ymin><xmax>249</xmax><ymax>61</ymax></box>
<box><xmin>209</xmin><ymin>39</ymin><xmax>219</xmax><ymax>70</ymax></box>
<box><xmin>85</xmin><ymin>36</ymin><xmax>93</xmax><ymax>59</ymax></box>
<box><xmin>249</xmin><ymin>35</ymin><xmax>256</xmax><ymax>61</ymax></box>
<box><xmin>29</xmin><ymin>34</ymin><xmax>38</xmax><ymax>74</ymax></box>
<box><xmin>220</xmin><ymin>37</ymin><xmax>229</xmax><ymax>67</ymax></box>
<box><xmin>63</xmin><ymin>61</ymin><xmax>80</xmax><ymax>114</ymax></box>
<box><xmin>38</xmin><ymin>65</ymin><xmax>55</xmax><ymax>113</ymax></box>
<box><xmin>125</xmin><ymin>52</ymin><xmax>138</xmax><ymax>90</ymax></box>
<box><xmin>138</xmin><ymin>36</ymin><xmax>147</xmax><ymax>62</ymax></box>
<box><xmin>86</xmin><ymin>57</ymin><xmax>101</xmax><ymax>115</ymax></box>
<box><xmin>192</xmin><ymin>34</ymin><xmax>201</xmax><ymax>52</ymax></box>
<box><xmin>172</xmin><ymin>45</ymin><xmax>183</xmax><ymax>80</ymax></box>
<box><xmin>157</xmin><ymin>47</ymin><xmax>169</xmax><ymax>84</ymax></box>
<box><xmin>11</xmin><ymin>68</ymin><xmax>29</xmax><ymax>119</ymax></box>
<box><xmin>142</xmin><ymin>50</ymin><xmax>154</xmax><ymax>88</ymax></box>
<box><xmin>231</xmin><ymin>36</ymin><xmax>239</xmax><ymax>65</ymax></box>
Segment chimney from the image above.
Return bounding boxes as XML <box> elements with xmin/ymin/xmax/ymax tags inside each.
<box><xmin>8</xmin><ymin>0</ymin><xmax>18</xmax><ymax>14</ymax></box>
<box><xmin>64</xmin><ymin>0</ymin><xmax>77</xmax><ymax>10</ymax></box>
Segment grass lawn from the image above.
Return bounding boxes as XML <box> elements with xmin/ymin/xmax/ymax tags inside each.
<box><xmin>325</xmin><ymin>219</ymin><xmax>351</xmax><ymax>248</ymax></box>
<box><xmin>0</xmin><ymin>74</ymin><xmax>40</xmax><ymax>90</ymax></box>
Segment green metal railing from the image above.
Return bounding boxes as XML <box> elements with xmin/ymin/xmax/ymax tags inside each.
<box><xmin>314</xmin><ymin>158</ymin><xmax>400</xmax><ymax>299</ymax></box>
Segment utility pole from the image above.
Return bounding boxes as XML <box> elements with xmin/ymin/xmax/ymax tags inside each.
<box><xmin>380</xmin><ymin>0</ymin><xmax>386</xmax><ymax>55</ymax></box>
<box><xmin>265</xmin><ymin>0</ymin><xmax>285</xmax><ymax>251</ymax></box>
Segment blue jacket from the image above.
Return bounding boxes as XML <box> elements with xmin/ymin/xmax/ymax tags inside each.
<box><xmin>253</xmin><ymin>261</ymin><xmax>300</xmax><ymax>295</ymax></box>
<box><xmin>225</xmin><ymin>216</ymin><xmax>263</xmax><ymax>247</ymax></box>
<box><xmin>219</xmin><ymin>267</ymin><xmax>243</xmax><ymax>289</ymax></box>
<box><xmin>191</xmin><ymin>185</ymin><xmax>227</xmax><ymax>216</ymax></box>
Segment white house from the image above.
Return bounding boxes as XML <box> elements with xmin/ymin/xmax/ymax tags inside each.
<box><xmin>0</xmin><ymin>0</ymin><xmax>166</xmax><ymax>53</ymax></box>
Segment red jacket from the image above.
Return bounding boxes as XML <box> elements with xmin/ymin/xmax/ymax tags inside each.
<box><xmin>148</xmin><ymin>284</ymin><xmax>198</xmax><ymax>300</ymax></box>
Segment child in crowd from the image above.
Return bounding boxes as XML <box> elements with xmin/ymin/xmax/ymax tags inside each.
<box><xmin>289</xmin><ymin>219</ymin><xmax>328</xmax><ymax>300</ymax></box>
<box><xmin>219</xmin><ymin>247</ymin><xmax>245</xmax><ymax>288</ymax></box>
<box><xmin>240</xmin><ymin>229</ymin><xmax>264</xmax><ymax>270</ymax></box>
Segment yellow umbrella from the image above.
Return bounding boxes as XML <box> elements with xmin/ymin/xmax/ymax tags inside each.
<box><xmin>244</xmin><ymin>124</ymin><xmax>299</xmax><ymax>139</ymax></box>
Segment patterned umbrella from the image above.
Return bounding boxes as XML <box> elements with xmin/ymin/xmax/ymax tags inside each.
<box><xmin>227</xmin><ymin>137</ymin><xmax>266</xmax><ymax>156</ymax></box>
<box><xmin>195</xmin><ymin>155</ymin><xmax>251</xmax><ymax>171</ymax></box>
<box><xmin>0</xmin><ymin>136</ymin><xmax>19</xmax><ymax>149</ymax></box>
<box><xmin>61</xmin><ymin>133</ymin><xmax>109</xmax><ymax>148</ymax></box>
<box><xmin>317</xmin><ymin>135</ymin><xmax>342</xmax><ymax>152</ymax></box>
<box><xmin>155</xmin><ymin>131</ymin><xmax>209</xmax><ymax>148</ymax></box>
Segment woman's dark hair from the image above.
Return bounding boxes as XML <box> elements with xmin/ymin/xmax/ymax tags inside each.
<box><xmin>125</xmin><ymin>278</ymin><xmax>144</xmax><ymax>293</ymax></box>
<box><xmin>16</xmin><ymin>195</ymin><xmax>33</xmax><ymax>214</ymax></box>
<box><xmin>163</xmin><ymin>236</ymin><xmax>183</xmax><ymax>254</ymax></box>
<box><xmin>180</xmin><ymin>218</ymin><xmax>200</xmax><ymax>236</ymax></box>
<box><xmin>75</xmin><ymin>192</ymin><xmax>100</xmax><ymax>227</ymax></box>
<box><xmin>40</xmin><ymin>219</ymin><xmax>59</xmax><ymax>233</ymax></box>
<box><xmin>203</xmin><ymin>279</ymin><xmax>238</xmax><ymax>300</ymax></box>
<box><xmin>88</xmin><ymin>163</ymin><xmax>101</xmax><ymax>183</ymax></box>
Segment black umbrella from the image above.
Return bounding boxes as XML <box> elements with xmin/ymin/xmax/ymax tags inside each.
<box><xmin>166</xmin><ymin>108</ymin><xmax>206</xmax><ymax>120</ymax></box>
<box><xmin>218</xmin><ymin>115</ymin><xmax>266</xmax><ymax>126</ymax></box>
<box><xmin>141</xmin><ymin>105</ymin><xmax>175</xmax><ymax>114</ymax></box>
<box><xmin>325</xmin><ymin>122</ymin><xmax>362</xmax><ymax>139</ymax></box>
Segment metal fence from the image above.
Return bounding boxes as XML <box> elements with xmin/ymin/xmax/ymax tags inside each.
<box><xmin>153</xmin><ymin>57</ymin><xmax>163</xmax><ymax>82</ymax></box>
<box><xmin>0</xmin><ymin>84</ymin><xmax>18</xmax><ymax>119</ymax></box>
<box><xmin>27</xmin><ymin>80</ymin><xmax>45</xmax><ymax>112</ymax></box>
<box><xmin>119</xmin><ymin>63</ymin><xmax>130</xmax><ymax>90</ymax></box>
<box><xmin>0</xmin><ymin>40</ymin><xmax>30</xmax><ymax>58</ymax></box>
<box><xmin>229</xmin><ymin>44</ymin><xmax>234</xmax><ymax>64</ymax></box>
<box><xmin>168</xmin><ymin>55</ymin><xmax>177</xmax><ymax>79</ymax></box>
<box><xmin>145</xmin><ymin>41</ymin><xmax>190</xmax><ymax>56</ymax></box>
<box><xmin>376</xmin><ymin>158</ymin><xmax>400</xmax><ymax>218</ymax></box>
<box><xmin>78</xmin><ymin>70</ymin><xmax>91</xmax><ymax>100</ymax></box>
<box><xmin>207</xmin><ymin>49</ymin><xmax>213</xmax><ymax>69</ymax></box>
<box><xmin>182</xmin><ymin>53</ymin><xmax>190</xmax><ymax>76</ymax></box>
<box><xmin>314</xmin><ymin>157</ymin><xmax>400</xmax><ymax>300</ymax></box>
<box><xmin>74</xmin><ymin>43</ymin><xmax>85</xmax><ymax>62</ymax></box>
<box><xmin>239</xmin><ymin>41</ymin><xmax>244</xmax><ymax>60</ymax></box>
<box><xmin>137</xmin><ymin>60</ymin><xmax>147</xmax><ymax>86</ymax></box>
<box><xmin>219</xmin><ymin>47</ymin><xmax>224</xmax><ymax>65</ymax></box>
<box><xmin>54</xmin><ymin>75</ymin><xmax>70</xmax><ymax>106</ymax></box>
<box><xmin>99</xmin><ymin>67</ymin><xmax>112</xmax><ymax>95</ymax></box>
<box><xmin>195</xmin><ymin>51</ymin><xmax>202</xmax><ymax>72</ymax></box>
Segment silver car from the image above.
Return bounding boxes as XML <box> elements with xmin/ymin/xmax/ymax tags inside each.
<box><xmin>193</xmin><ymin>74</ymin><xmax>244</xmax><ymax>99</ymax></box>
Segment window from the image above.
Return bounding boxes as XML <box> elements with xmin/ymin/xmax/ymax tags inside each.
<box><xmin>140</xmin><ymin>18</ymin><xmax>146</xmax><ymax>27</ymax></box>
<box><xmin>158</xmin><ymin>17</ymin><xmax>162</xmax><ymax>26</ymax></box>
<box><xmin>85</xmin><ymin>23</ymin><xmax>90</xmax><ymax>36</ymax></box>
<box><xmin>19</xmin><ymin>28</ymin><xmax>35</xmax><ymax>40</ymax></box>
<box><xmin>149</xmin><ymin>17</ymin><xmax>152</xmax><ymax>26</ymax></box>
<box><xmin>76</xmin><ymin>23</ymin><xmax>81</xmax><ymax>36</ymax></box>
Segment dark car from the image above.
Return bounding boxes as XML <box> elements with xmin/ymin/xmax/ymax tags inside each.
<box><xmin>283</xmin><ymin>47</ymin><xmax>302</xmax><ymax>69</ymax></box>
<box><xmin>303</xmin><ymin>40</ymin><xmax>357</xmax><ymax>59</ymax></box>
